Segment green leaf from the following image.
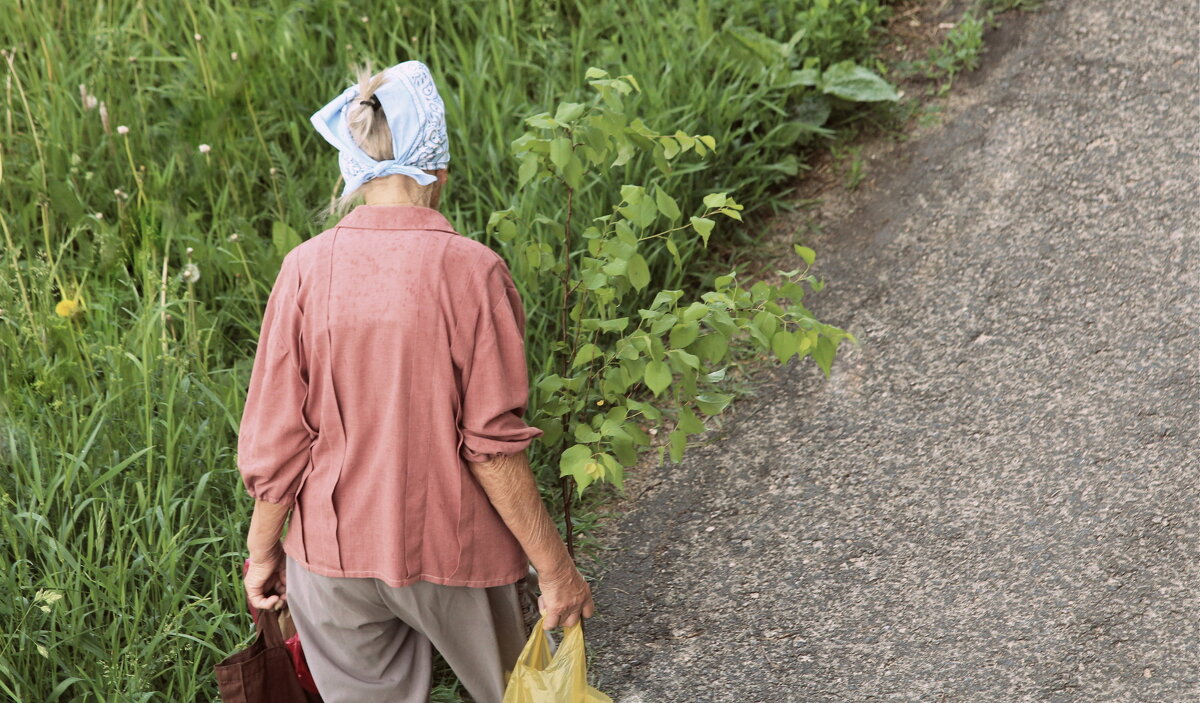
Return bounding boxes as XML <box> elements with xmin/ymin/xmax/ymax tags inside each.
<box><xmin>690</xmin><ymin>217</ymin><xmax>715</xmax><ymax>246</ymax></box>
<box><xmin>692</xmin><ymin>333</ymin><xmax>729</xmax><ymax>364</ymax></box>
<box><xmin>571</xmin><ymin>343</ymin><xmax>602</xmax><ymax>367</ymax></box>
<box><xmin>555</xmin><ymin>101</ymin><xmax>586</xmax><ymax>123</ymax></box>
<box><xmin>493</xmin><ymin>217</ymin><xmax>516</xmax><ymax>242</ymax></box>
<box><xmin>694</xmin><ymin>392</ymin><xmax>733</xmax><ymax>415</ymax></box>
<box><xmin>549</xmin><ymin>137</ymin><xmax>572</xmax><ymax>169</ymax></box>
<box><xmin>644</xmin><ymin>360</ymin><xmax>672</xmax><ymax>396</ymax></box>
<box><xmin>699</xmin><ymin>135</ymin><xmax>717</xmax><ymax>151</ymax></box>
<box><xmin>597</xmin><ymin>317</ymin><xmax>630</xmax><ymax>332</ymax></box>
<box><xmin>821</xmin><ymin>61</ymin><xmax>900</xmax><ymax>102</ymax></box>
<box><xmin>620</xmin><ymin>184</ymin><xmax>645</xmax><ymax>204</ymax></box>
<box><xmin>702</xmin><ymin>192</ymin><xmax>727</xmax><ymax>209</ymax></box>
<box><xmin>563</xmin><ymin>153</ymin><xmax>584</xmax><ymax>189</ymax></box>
<box><xmin>525</xmin><ymin>114</ymin><xmax>562</xmax><ymax>129</ymax></box>
<box><xmin>662</xmin><ymin>137</ymin><xmax>680</xmax><ymax>158</ymax></box>
<box><xmin>812</xmin><ymin>336</ymin><xmax>836</xmax><ymax>377</ymax></box>
<box><xmin>655</xmin><ymin>188</ymin><xmax>681</xmax><ymax>221</ymax></box>
<box><xmin>771</xmin><ymin>330</ymin><xmax>799</xmax><ymax>363</ymax></box>
<box><xmin>574</xmin><ymin>423</ymin><xmax>602</xmax><ymax>442</ymax></box>
<box><xmin>794</xmin><ymin>244</ymin><xmax>816</xmax><ymax>266</ymax></box>
<box><xmin>681</xmin><ymin>301</ymin><xmax>709</xmax><ymax>322</ymax></box>
<box><xmin>585</xmin><ymin>67</ymin><xmax>609</xmax><ymax>79</ymax></box>
<box><xmin>668</xmin><ymin>428</ymin><xmax>687</xmax><ymax>463</ymax></box>
<box><xmin>626</xmin><ymin>253</ymin><xmax>650</xmax><ymax>290</ymax></box>
<box><xmin>272</xmin><ymin>221</ymin><xmax>302</xmax><ymax>258</ymax></box>
<box><xmin>790</xmin><ymin>67</ymin><xmax>821</xmax><ymax>86</ymax></box>
<box><xmin>669</xmin><ymin>321</ymin><xmax>700</xmax><ymax>348</ymax></box>
<box><xmin>677</xmin><ymin>405</ymin><xmax>706</xmax><ymax>434</ymax></box>
<box><xmin>559</xmin><ymin>443</ymin><xmax>593</xmax><ymax>476</ymax></box>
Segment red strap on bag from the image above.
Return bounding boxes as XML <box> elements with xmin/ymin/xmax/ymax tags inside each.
<box><xmin>243</xmin><ymin>559</ymin><xmax>321</xmax><ymax>696</ymax></box>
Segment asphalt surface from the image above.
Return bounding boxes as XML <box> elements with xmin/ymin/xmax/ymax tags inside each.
<box><xmin>585</xmin><ymin>2</ymin><xmax>1199</xmax><ymax>701</ymax></box>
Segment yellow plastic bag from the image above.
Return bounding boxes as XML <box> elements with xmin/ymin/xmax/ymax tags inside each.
<box><xmin>502</xmin><ymin>617</ymin><xmax>613</xmax><ymax>703</ymax></box>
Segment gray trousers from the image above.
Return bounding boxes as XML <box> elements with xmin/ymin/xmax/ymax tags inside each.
<box><xmin>285</xmin><ymin>555</ymin><xmax>528</xmax><ymax>703</ymax></box>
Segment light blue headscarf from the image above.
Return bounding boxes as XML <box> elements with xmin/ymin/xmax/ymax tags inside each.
<box><xmin>310</xmin><ymin>60</ymin><xmax>450</xmax><ymax>196</ymax></box>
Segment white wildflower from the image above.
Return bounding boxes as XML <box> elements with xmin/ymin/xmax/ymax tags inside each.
<box><xmin>181</xmin><ymin>263</ymin><xmax>200</xmax><ymax>284</ymax></box>
<box><xmin>194</xmin><ymin>33</ymin><xmax>202</xmax><ymax>42</ymax></box>
<box><xmin>79</xmin><ymin>84</ymin><xmax>98</xmax><ymax>110</ymax></box>
<box><xmin>360</xmin><ymin>15</ymin><xmax>369</xmax><ymax>22</ymax></box>
<box><xmin>228</xmin><ymin>233</ymin><xmax>240</xmax><ymax>242</ymax></box>
<box><xmin>117</xmin><ymin>125</ymin><xmax>129</xmax><ymax>135</ymax></box>
<box><xmin>230</xmin><ymin>51</ymin><xmax>238</xmax><ymax>61</ymax></box>
<box><xmin>99</xmin><ymin>101</ymin><xmax>110</xmax><ymax>133</ymax></box>
<box><xmin>198</xmin><ymin>143</ymin><xmax>211</xmax><ymax>154</ymax></box>
<box><xmin>185</xmin><ymin>247</ymin><xmax>194</xmax><ymax>256</ymax></box>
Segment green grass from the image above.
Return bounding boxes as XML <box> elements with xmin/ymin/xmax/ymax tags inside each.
<box><xmin>0</xmin><ymin>0</ymin><xmax>895</xmax><ymax>699</ymax></box>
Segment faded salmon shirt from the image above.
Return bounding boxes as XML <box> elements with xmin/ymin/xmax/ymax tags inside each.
<box><xmin>236</xmin><ymin>204</ymin><xmax>544</xmax><ymax>587</ymax></box>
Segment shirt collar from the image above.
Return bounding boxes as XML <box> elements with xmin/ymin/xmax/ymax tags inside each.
<box><xmin>338</xmin><ymin>204</ymin><xmax>459</xmax><ymax>234</ymax></box>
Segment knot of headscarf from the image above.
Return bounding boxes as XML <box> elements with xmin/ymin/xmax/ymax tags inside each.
<box><xmin>310</xmin><ymin>60</ymin><xmax>450</xmax><ymax>197</ymax></box>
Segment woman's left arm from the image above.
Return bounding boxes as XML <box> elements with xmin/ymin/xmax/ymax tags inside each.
<box><xmin>244</xmin><ymin>499</ymin><xmax>291</xmax><ymax>611</ymax></box>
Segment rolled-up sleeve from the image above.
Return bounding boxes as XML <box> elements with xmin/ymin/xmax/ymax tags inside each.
<box><xmin>454</xmin><ymin>258</ymin><xmax>544</xmax><ymax>463</ymax></box>
<box><xmin>237</xmin><ymin>252</ymin><xmax>315</xmax><ymax>506</ymax></box>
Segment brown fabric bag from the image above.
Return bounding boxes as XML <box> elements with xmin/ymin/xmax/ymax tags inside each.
<box><xmin>214</xmin><ymin>608</ymin><xmax>312</xmax><ymax>703</ymax></box>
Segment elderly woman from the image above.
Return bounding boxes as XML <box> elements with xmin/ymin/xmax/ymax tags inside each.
<box><xmin>236</xmin><ymin>60</ymin><xmax>594</xmax><ymax>703</ymax></box>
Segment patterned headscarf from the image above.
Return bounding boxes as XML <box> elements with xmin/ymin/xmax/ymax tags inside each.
<box><xmin>310</xmin><ymin>60</ymin><xmax>450</xmax><ymax>196</ymax></box>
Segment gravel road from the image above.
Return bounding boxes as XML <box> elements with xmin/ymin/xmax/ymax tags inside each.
<box><xmin>585</xmin><ymin>2</ymin><xmax>1198</xmax><ymax>701</ymax></box>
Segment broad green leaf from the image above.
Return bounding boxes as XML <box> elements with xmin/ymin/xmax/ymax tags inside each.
<box><xmin>668</xmin><ymin>428</ymin><xmax>687</xmax><ymax>463</ymax></box>
<box><xmin>690</xmin><ymin>216</ymin><xmax>715</xmax><ymax>245</ymax></box>
<box><xmin>771</xmin><ymin>330</ymin><xmax>798</xmax><ymax>363</ymax></box>
<box><xmin>699</xmin><ymin>135</ymin><xmax>717</xmax><ymax>151</ymax></box>
<box><xmin>692</xmin><ymin>333</ymin><xmax>729</xmax><ymax>364</ymax></box>
<box><xmin>650</xmin><ymin>313</ymin><xmax>678</xmax><ymax>336</ymax></box>
<box><xmin>574</xmin><ymin>423</ymin><xmax>602</xmax><ymax>442</ymax></box>
<box><xmin>644</xmin><ymin>360</ymin><xmax>672</xmax><ymax>396</ymax></box>
<box><xmin>812</xmin><ymin>336</ymin><xmax>837</xmax><ymax>377</ymax></box>
<box><xmin>681</xmin><ymin>302</ymin><xmax>709</xmax><ymax>322</ymax></box>
<box><xmin>626</xmin><ymin>253</ymin><xmax>650</xmax><ymax>290</ymax></box>
<box><xmin>620</xmin><ymin>184</ymin><xmax>645</xmax><ymax>204</ymax></box>
<box><xmin>662</xmin><ymin>137</ymin><xmax>680</xmax><ymax>158</ymax></box>
<box><xmin>695</xmin><ymin>392</ymin><xmax>733</xmax><ymax>415</ymax></box>
<box><xmin>794</xmin><ymin>244</ymin><xmax>816</xmax><ymax>266</ymax></box>
<box><xmin>549</xmin><ymin>137</ymin><xmax>572</xmax><ymax>169</ymax></box>
<box><xmin>534</xmin><ymin>417</ymin><xmax>563</xmax><ymax>447</ymax></box>
<box><xmin>571</xmin><ymin>343</ymin><xmax>602</xmax><ymax>367</ymax></box>
<box><xmin>669</xmin><ymin>321</ymin><xmax>700</xmax><ymax>348</ymax></box>
<box><xmin>655</xmin><ymin>188</ymin><xmax>681</xmax><ymax>221</ymax></box>
<box><xmin>555</xmin><ymin>101</ymin><xmax>586</xmax><ymax>123</ymax></box>
<box><xmin>790</xmin><ymin>67</ymin><xmax>821</xmax><ymax>86</ymax></box>
<box><xmin>525</xmin><ymin>113</ymin><xmax>562</xmax><ymax>129</ymax></box>
<box><xmin>563</xmin><ymin>154</ymin><xmax>584</xmax><ymax>189</ymax></box>
<box><xmin>599</xmin><ymin>453</ymin><xmax>625</xmax><ymax>491</ymax></box>
<box><xmin>702</xmin><ymin>192</ymin><xmax>727</xmax><ymax>209</ymax></box>
<box><xmin>559</xmin><ymin>443</ymin><xmax>593</xmax><ymax>477</ymax></box>
<box><xmin>753</xmin><ymin>310</ymin><xmax>778</xmax><ymax>337</ymax></box>
<box><xmin>585</xmin><ymin>67</ymin><xmax>609</xmax><ymax>79</ymax></box>
<box><xmin>597</xmin><ymin>317</ymin><xmax>629</xmax><ymax>332</ymax></box>
<box><xmin>821</xmin><ymin>61</ymin><xmax>900</xmax><ymax>102</ymax></box>
<box><xmin>677</xmin><ymin>405</ymin><xmax>706</xmax><ymax>434</ymax></box>
<box><xmin>272</xmin><ymin>221</ymin><xmax>301</xmax><ymax>257</ymax></box>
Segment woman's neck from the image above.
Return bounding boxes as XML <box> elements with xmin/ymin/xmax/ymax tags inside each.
<box><xmin>362</xmin><ymin>174</ymin><xmax>442</xmax><ymax>209</ymax></box>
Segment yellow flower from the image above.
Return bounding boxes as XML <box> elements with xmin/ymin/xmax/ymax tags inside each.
<box><xmin>55</xmin><ymin>298</ymin><xmax>83</xmax><ymax>318</ymax></box>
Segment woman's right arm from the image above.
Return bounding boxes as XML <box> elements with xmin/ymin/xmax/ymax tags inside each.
<box><xmin>468</xmin><ymin>450</ymin><xmax>595</xmax><ymax>630</ymax></box>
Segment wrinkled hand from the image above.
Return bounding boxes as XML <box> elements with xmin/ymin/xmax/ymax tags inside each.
<box><xmin>537</xmin><ymin>566</ymin><xmax>594</xmax><ymax>630</ymax></box>
<box><xmin>245</xmin><ymin>544</ymin><xmax>287</xmax><ymax>612</ymax></box>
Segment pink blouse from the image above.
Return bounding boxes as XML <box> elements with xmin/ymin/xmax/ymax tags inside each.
<box><xmin>237</xmin><ymin>204</ymin><xmax>544</xmax><ymax>587</ymax></box>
